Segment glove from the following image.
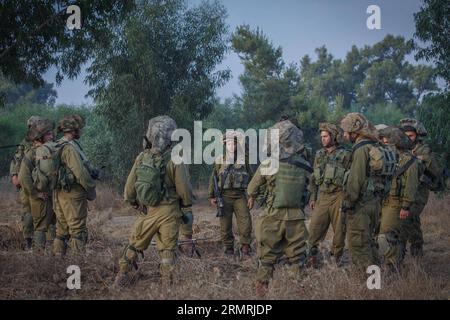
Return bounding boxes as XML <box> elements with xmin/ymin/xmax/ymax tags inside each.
<box><xmin>86</xmin><ymin>187</ymin><xmax>96</xmax><ymax>201</ymax></box>
<box><xmin>181</xmin><ymin>209</ymin><xmax>194</xmax><ymax>226</ymax></box>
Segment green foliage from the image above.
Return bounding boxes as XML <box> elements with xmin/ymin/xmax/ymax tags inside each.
<box><xmin>414</xmin><ymin>0</ymin><xmax>450</xmax><ymax>86</ymax></box>
<box><xmin>86</xmin><ymin>0</ymin><xmax>230</xmax><ymax>184</ymax></box>
<box><xmin>418</xmin><ymin>93</ymin><xmax>450</xmax><ymax>164</ymax></box>
<box><xmin>0</xmin><ymin>1</ymin><xmax>133</xmax><ymax>86</ymax></box>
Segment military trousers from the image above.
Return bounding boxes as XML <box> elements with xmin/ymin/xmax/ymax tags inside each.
<box><xmin>256</xmin><ymin>210</ymin><xmax>308</xmax><ymax>283</ymax></box>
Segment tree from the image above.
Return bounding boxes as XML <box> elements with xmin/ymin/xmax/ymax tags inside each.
<box><xmin>86</xmin><ymin>0</ymin><xmax>230</xmax><ymax>183</ymax></box>
<box><xmin>414</xmin><ymin>0</ymin><xmax>450</xmax><ymax>86</ymax></box>
<box><xmin>0</xmin><ymin>0</ymin><xmax>133</xmax><ymax>86</ymax></box>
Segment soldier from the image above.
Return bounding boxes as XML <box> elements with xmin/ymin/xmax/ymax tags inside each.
<box><xmin>53</xmin><ymin>115</ymin><xmax>97</xmax><ymax>255</ymax></box>
<box><xmin>307</xmin><ymin>123</ymin><xmax>351</xmax><ymax>267</ymax></box>
<box><xmin>340</xmin><ymin>113</ymin><xmax>385</xmax><ymax>269</ymax></box>
<box><xmin>247</xmin><ymin>119</ymin><xmax>310</xmax><ymax>297</ymax></box>
<box><xmin>399</xmin><ymin>118</ymin><xmax>439</xmax><ymax>257</ymax></box>
<box><xmin>115</xmin><ymin>116</ymin><xmax>193</xmax><ymax>287</ymax></box>
<box><xmin>208</xmin><ymin>131</ymin><xmax>253</xmax><ymax>258</ymax></box>
<box><xmin>378</xmin><ymin>127</ymin><xmax>419</xmax><ymax>271</ymax></box>
<box><xmin>18</xmin><ymin>119</ymin><xmax>57</xmax><ymax>250</ymax></box>
<box><xmin>9</xmin><ymin>116</ymin><xmax>45</xmax><ymax>249</ymax></box>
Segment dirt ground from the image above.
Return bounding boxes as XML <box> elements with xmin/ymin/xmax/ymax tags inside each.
<box><xmin>0</xmin><ymin>178</ymin><xmax>449</xmax><ymax>300</ymax></box>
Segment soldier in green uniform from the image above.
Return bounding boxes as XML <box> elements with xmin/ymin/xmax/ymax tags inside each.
<box><xmin>53</xmin><ymin>115</ymin><xmax>97</xmax><ymax>255</ymax></box>
<box><xmin>307</xmin><ymin>123</ymin><xmax>351</xmax><ymax>267</ymax></box>
<box><xmin>399</xmin><ymin>118</ymin><xmax>440</xmax><ymax>257</ymax></box>
<box><xmin>9</xmin><ymin>116</ymin><xmax>45</xmax><ymax>249</ymax></box>
<box><xmin>18</xmin><ymin>119</ymin><xmax>57</xmax><ymax>250</ymax></box>
<box><xmin>208</xmin><ymin>132</ymin><xmax>253</xmax><ymax>258</ymax></box>
<box><xmin>378</xmin><ymin>127</ymin><xmax>419</xmax><ymax>270</ymax></box>
<box><xmin>340</xmin><ymin>113</ymin><xmax>386</xmax><ymax>269</ymax></box>
<box><xmin>247</xmin><ymin>119</ymin><xmax>310</xmax><ymax>297</ymax></box>
<box><xmin>115</xmin><ymin>116</ymin><xmax>193</xmax><ymax>287</ymax></box>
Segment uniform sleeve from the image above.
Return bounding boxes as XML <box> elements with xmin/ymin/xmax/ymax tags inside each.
<box><xmin>247</xmin><ymin>165</ymin><xmax>266</xmax><ymax>198</ymax></box>
<box><xmin>308</xmin><ymin>154</ymin><xmax>319</xmax><ymax>201</ymax></box>
<box><xmin>402</xmin><ymin>160</ymin><xmax>419</xmax><ymax>209</ymax></box>
<box><xmin>207</xmin><ymin>165</ymin><xmax>218</xmax><ymax>199</ymax></box>
<box><xmin>123</xmin><ymin>153</ymin><xmax>142</xmax><ymax>204</ymax></box>
<box><xmin>10</xmin><ymin>145</ymin><xmax>25</xmax><ymax>176</ymax></box>
<box><xmin>18</xmin><ymin>151</ymin><xmax>37</xmax><ymax>197</ymax></box>
<box><xmin>419</xmin><ymin>146</ymin><xmax>441</xmax><ymax>178</ymax></box>
<box><xmin>61</xmin><ymin>145</ymin><xmax>96</xmax><ymax>192</ymax></box>
<box><xmin>344</xmin><ymin>147</ymin><xmax>369</xmax><ymax>207</ymax></box>
<box><xmin>172</xmin><ymin>162</ymin><xmax>193</xmax><ymax>207</ymax></box>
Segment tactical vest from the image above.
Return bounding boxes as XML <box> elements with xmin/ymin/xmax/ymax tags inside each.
<box><xmin>265</xmin><ymin>154</ymin><xmax>312</xmax><ymax>209</ymax></box>
<box><xmin>313</xmin><ymin>147</ymin><xmax>350</xmax><ymax>193</ymax></box>
<box><xmin>352</xmin><ymin>140</ymin><xmax>396</xmax><ymax>198</ymax></box>
<box><xmin>217</xmin><ymin>162</ymin><xmax>251</xmax><ymax>191</ymax></box>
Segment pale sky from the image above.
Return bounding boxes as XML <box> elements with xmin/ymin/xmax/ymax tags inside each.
<box><xmin>44</xmin><ymin>0</ymin><xmax>424</xmax><ymax>105</ymax></box>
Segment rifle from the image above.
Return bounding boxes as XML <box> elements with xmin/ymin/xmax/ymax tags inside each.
<box><xmin>213</xmin><ymin>173</ymin><xmax>225</xmax><ymax>218</ymax></box>
<box><xmin>150</xmin><ymin>237</ymin><xmax>213</xmax><ymax>258</ymax></box>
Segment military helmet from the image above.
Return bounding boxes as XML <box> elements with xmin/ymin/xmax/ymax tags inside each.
<box><xmin>27</xmin><ymin>116</ymin><xmax>45</xmax><ymax>128</ymax></box>
<box><xmin>319</xmin><ymin>122</ymin><xmax>343</xmax><ymax>144</ymax></box>
<box><xmin>268</xmin><ymin>119</ymin><xmax>304</xmax><ymax>160</ymax></box>
<box><xmin>399</xmin><ymin>118</ymin><xmax>427</xmax><ymax>136</ymax></box>
<box><xmin>383</xmin><ymin>127</ymin><xmax>412</xmax><ymax>150</ymax></box>
<box><xmin>57</xmin><ymin>114</ymin><xmax>85</xmax><ymax>133</ymax></box>
<box><xmin>26</xmin><ymin>119</ymin><xmax>54</xmax><ymax>141</ymax></box>
<box><xmin>376</xmin><ymin>124</ymin><xmax>392</xmax><ymax>139</ymax></box>
<box><xmin>340</xmin><ymin>113</ymin><xmax>378</xmax><ymax>140</ymax></box>
<box><xmin>145</xmin><ymin>115</ymin><xmax>177</xmax><ymax>153</ymax></box>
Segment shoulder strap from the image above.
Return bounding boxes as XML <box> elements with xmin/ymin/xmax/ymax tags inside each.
<box><xmin>394</xmin><ymin>156</ymin><xmax>416</xmax><ymax>178</ymax></box>
<box><xmin>284</xmin><ymin>157</ymin><xmax>313</xmax><ymax>174</ymax></box>
<box><xmin>353</xmin><ymin>140</ymin><xmax>376</xmax><ymax>152</ymax></box>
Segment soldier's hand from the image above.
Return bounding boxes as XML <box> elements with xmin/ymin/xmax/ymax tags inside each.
<box><xmin>247</xmin><ymin>197</ymin><xmax>255</xmax><ymax>210</ymax></box>
<box><xmin>11</xmin><ymin>175</ymin><xmax>20</xmax><ymax>187</ymax></box>
<box><xmin>37</xmin><ymin>192</ymin><xmax>49</xmax><ymax>201</ymax></box>
<box><xmin>209</xmin><ymin>198</ymin><xmax>217</xmax><ymax>207</ymax></box>
<box><xmin>309</xmin><ymin>200</ymin><xmax>316</xmax><ymax>211</ymax></box>
<box><xmin>399</xmin><ymin>209</ymin><xmax>410</xmax><ymax>220</ymax></box>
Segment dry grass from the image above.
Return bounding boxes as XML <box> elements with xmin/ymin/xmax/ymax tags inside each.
<box><xmin>0</xmin><ymin>178</ymin><xmax>448</xmax><ymax>300</ymax></box>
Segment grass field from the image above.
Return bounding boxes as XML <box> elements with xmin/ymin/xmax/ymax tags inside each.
<box><xmin>0</xmin><ymin>178</ymin><xmax>448</xmax><ymax>300</ymax></box>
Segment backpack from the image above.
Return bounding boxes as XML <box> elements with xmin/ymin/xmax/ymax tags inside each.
<box><xmin>353</xmin><ymin>140</ymin><xmax>397</xmax><ymax>196</ymax></box>
<box><xmin>419</xmin><ymin>151</ymin><xmax>449</xmax><ymax>192</ymax></box>
<box><xmin>31</xmin><ymin>141</ymin><xmax>68</xmax><ymax>192</ymax></box>
<box><xmin>270</xmin><ymin>155</ymin><xmax>313</xmax><ymax>209</ymax></box>
<box><xmin>134</xmin><ymin>150</ymin><xmax>171</xmax><ymax>207</ymax></box>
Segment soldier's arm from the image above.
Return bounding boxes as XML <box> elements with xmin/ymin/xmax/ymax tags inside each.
<box><xmin>18</xmin><ymin>151</ymin><xmax>37</xmax><ymax>197</ymax></box>
<box><xmin>61</xmin><ymin>145</ymin><xmax>95</xmax><ymax>191</ymax></box>
<box><xmin>123</xmin><ymin>153</ymin><xmax>143</xmax><ymax>204</ymax></box>
<box><xmin>247</xmin><ymin>165</ymin><xmax>266</xmax><ymax>198</ymax></box>
<box><xmin>402</xmin><ymin>160</ymin><xmax>419</xmax><ymax>209</ymax></box>
<box><xmin>207</xmin><ymin>165</ymin><xmax>218</xmax><ymax>199</ymax></box>
<box><xmin>308</xmin><ymin>155</ymin><xmax>319</xmax><ymax>201</ymax></box>
<box><xmin>172</xmin><ymin>162</ymin><xmax>193</xmax><ymax>207</ymax></box>
<box><xmin>9</xmin><ymin>145</ymin><xmax>25</xmax><ymax>177</ymax></box>
<box><xmin>344</xmin><ymin>147</ymin><xmax>368</xmax><ymax>207</ymax></box>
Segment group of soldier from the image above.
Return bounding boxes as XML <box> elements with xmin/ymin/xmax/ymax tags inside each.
<box><xmin>9</xmin><ymin>112</ymin><xmax>439</xmax><ymax>297</ymax></box>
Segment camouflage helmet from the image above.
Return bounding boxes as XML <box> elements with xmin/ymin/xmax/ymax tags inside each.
<box><xmin>383</xmin><ymin>127</ymin><xmax>412</xmax><ymax>150</ymax></box>
<box><xmin>26</xmin><ymin>118</ymin><xmax>54</xmax><ymax>141</ymax></box>
<box><xmin>399</xmin><ymin>118</ymin><xmax>427</xmax><ymax>136</ymax></box>
<box><xmin>57</xmin><ymin>114</ymin><xmax>85</xmax><ymax>133</ymax></box>
<box><xmin>268</xmin><ymin>119</ymin><xmax>304</xmax><ymax>160</ymax></box>
<box><xmin>340</xmin><ymin>113</ymin><xmax>378</xmax><ymax>140</ymax></box>
<box><xmin>319</xmin><ymin>122</ymin><xmax>343</xmax><ymax>144</ymax></box>
<box><xmin>27</xmin><ymin>116</ymin><xmax>45</xmax><ymax>128</ymax></box>
<box><xmin>145</xmin><ymin>115</ymin><xmax>177</xmax><ymax>153</ymax></box>
<box><xmin>376</xmin><ymin>124</ymin><xmax>392</xmax><ymax>139</ymax></box>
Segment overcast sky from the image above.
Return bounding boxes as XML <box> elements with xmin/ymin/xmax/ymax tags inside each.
<box><xmin>44</xmin><ymin>0</ymin><xmax>424</xmax><ymax>106</ymax></box>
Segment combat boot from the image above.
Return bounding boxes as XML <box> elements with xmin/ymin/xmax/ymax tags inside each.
<box><xmin>24</xmin><ymin>237</ymin><xmax>33</xmax><ymax>251</ymax></box>
<box><xmin>255</xmin><ymin>281</ymin><xmax>269</xmax><ymax>297</ymax></box>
